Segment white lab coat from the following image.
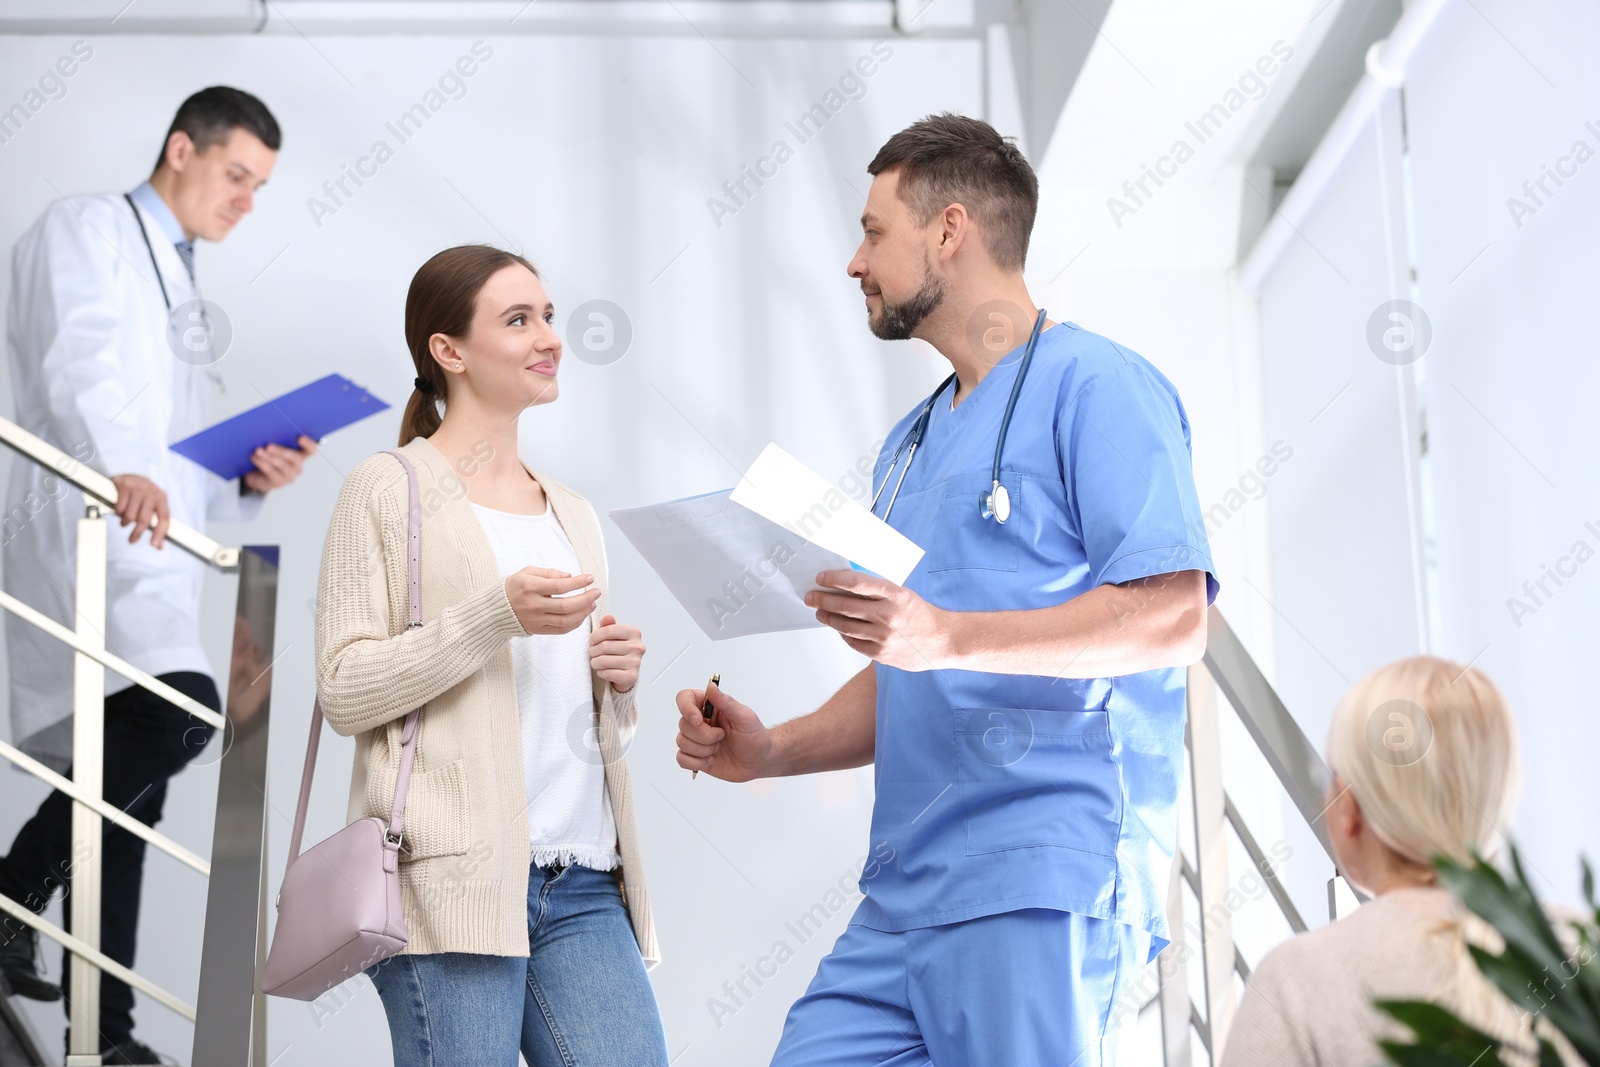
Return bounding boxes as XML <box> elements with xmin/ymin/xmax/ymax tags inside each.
<box><xmin>3</xmin><ymin>191</ymin><xmax>262</xmax><ymax>772</ymax></box>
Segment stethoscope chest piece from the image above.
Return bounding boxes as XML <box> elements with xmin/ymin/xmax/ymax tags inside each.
<box><xmin>979</xmin><ymin>480</ymin><xmax>1011</xmax><ymax>524</ymax></box>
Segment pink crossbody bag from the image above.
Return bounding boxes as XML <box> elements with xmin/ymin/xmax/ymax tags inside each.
<box><xmin>262</xmin><ymin>450</ymin><xmax>426</xmax><ymax>1000</ymax></box>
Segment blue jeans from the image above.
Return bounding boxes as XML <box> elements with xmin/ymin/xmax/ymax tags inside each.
<box><xmin>366</xmin><ymin>862</ymin><xmax>668</xmax><ymax>1067</ymax></box>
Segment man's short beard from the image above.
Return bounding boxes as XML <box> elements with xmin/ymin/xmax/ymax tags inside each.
<box><xmin>869</xmin><ymin>269</ymin><xmax>945</xmax><ymax>341</ymax></box>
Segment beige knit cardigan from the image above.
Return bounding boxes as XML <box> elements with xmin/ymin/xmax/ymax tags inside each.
<box><xmin>313</xmin><ymin>435</ymin><xmax>659</xmax><ymax>966</ymax></box>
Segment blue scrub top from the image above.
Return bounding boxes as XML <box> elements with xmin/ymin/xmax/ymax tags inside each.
<box><xmin>854</xmin><ymin>321</ymin><xmax>1218</xmax><ymax>962</ymax></box>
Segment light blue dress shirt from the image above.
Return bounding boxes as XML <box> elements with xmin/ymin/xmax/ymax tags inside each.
<box><xmin>854</xmin><ymin>321</ymin><xmax>1218</xmax><ymax>963</ymax></box>
<box><xmin>128</xmin><ymin>180</ymin><xmax>187</xmax><ymax>248</ymax></box>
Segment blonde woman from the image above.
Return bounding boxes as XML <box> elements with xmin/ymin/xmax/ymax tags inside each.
<box><xmin>314</xmin><ymin>245</ymin><xmax>667</xmax><ymax>1067</ymax></box>
<box><xmin>1221</xmin><ymin>656</ymin><xmax>1577</xmax><ymax>1067</ymax></box>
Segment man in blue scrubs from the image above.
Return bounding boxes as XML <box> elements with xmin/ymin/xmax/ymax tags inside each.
<box><xmin>676</xmin><ymin>113</ymin><xmax>1217</xmax><ymax>1066</ymax></box>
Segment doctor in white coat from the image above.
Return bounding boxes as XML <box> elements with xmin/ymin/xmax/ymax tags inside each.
<box><xmin>0</xmin><ymin>86</ymin><xmax>311</xmax><ymax>1066</ymax></box>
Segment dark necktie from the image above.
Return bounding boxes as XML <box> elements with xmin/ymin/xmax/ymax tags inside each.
<box><xmin>175</xmin><ymin>240</ymin><xmax>195</xmax><ymax>285</ymax></box>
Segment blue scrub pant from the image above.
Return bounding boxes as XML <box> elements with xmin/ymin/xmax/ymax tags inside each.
<box><xmin>770</xmin><ymin>905</ymin><xmax>1150</xmax><ymax>1067</ymax></box>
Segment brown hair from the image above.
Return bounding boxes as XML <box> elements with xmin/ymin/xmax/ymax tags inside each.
<box><xmin>398</xmin><ymin>245</ymin><xmax>539</xmax><ymax>446</ymax></box>
<box><xmin>154</xmin><ymin>86</ymin><xmax>281</xmax><ymax>175</ymax></box>
<box><xmin>867</xmin><ymin>113</ymin><xmax>1038</xmax><ymax>271</ymax></box>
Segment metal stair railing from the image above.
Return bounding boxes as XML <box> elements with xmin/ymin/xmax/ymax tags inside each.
<box><xmin>0</xmin><ymin>975</ymin><xmax>49</xmax><ymax>1067</ymax></box>
<box><xmin>1152</xmin><ymin>606</ymin><xmax>1364</xmax><ymax>1066</ymax></box>
<box><xmin>0</xmin><ymin>417</ymin><xmax>275</xmax><ymax>1066</ymax></box>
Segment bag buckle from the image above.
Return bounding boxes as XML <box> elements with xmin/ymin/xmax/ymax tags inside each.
<box><xmin>385</xmin><ymin>829</ymin><xmax>404</xmax><ymax>850</ymax></box>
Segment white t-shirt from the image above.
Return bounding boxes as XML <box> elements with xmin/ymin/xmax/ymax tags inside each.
<box><xmin>470</xmin><ymin>500</ymin><xmax>620</xmax><ymax>871</ymax></box>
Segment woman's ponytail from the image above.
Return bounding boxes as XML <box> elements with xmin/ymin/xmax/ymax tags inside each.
<box><xmin>398</xmin><ymin>374</ymin><xmax>444</xmax><ymax>447</ymax></box>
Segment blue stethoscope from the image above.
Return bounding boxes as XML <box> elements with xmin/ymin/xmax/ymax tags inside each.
<box><xmin>870</xmin><ymin>307</ymin><xmax>1047</xmax><ymax>526</ymax></box>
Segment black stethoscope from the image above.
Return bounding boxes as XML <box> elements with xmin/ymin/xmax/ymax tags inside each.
<box><xmin>870</xmin><ymin>307</ymin><xmax>1047</xmax><ymax>526</ymax></box>
<box><xmin>124</xmin><ymin>191</ymin><xmax>182</xmax><ymax>313</ymax></box>
<box><xmin>123</xmin><ymin>192</ymin><xmax>224</xmax><ymax>391</ymax></box>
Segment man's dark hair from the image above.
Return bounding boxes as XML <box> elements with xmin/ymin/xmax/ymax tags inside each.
<box><xmin>867</xmin><ymin>113</ymin><xmax>1038</xmax><ymax>271</ymax></box>
<box><xmin>152</xmin><ymin>86</ymin><xmax>281</xmax><ymax>174</ymax></box>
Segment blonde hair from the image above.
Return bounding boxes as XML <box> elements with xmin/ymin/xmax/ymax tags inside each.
<box><xmin>1325</xmin><ymin>655</ymin><xmax>1521</xmax><ymax>868</ymax></box>
<box><xmin>1326</xmin><ymin>657</ymin><xmax>1557</xmax><ymax>1062</ymax></box>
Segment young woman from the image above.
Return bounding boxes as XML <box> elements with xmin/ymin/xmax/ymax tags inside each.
<box><xmin>1221</xmin><ymin>656</ymin><xmax>1578</xmax><ymax>1067</ymax></box>
<box><xmin>314</xmin><ymin>245</ymin><xmax>668</xmax><ymax>1067</ymax></box>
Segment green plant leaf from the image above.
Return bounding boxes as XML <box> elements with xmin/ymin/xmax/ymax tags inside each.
<box><xmin>1462</xmin><ymin>916</ymin><xmax>1600</xmax><ymax>1060</ymax></box>
<box><xmin>1536</xmin><ymin>1037</ymin><xmax>1568</xmax><ymax>1067</ymax></box>
<box><xmin>1377</xmin><ymin>999</ymin><xmax>1511</xmax><ymax>1065</ymax></box>
<box><xmin>1438</xmin><ymin>852</ymin><xmax>1566</xmax><ymax>978</ymax></box>
<box><xmin>1377</xmin><ymin>848</ymin><xmax>1600</xmax><ymax>1067</ymax></box>
<box><xmin>1571</xmin><ymin>925</ymin><xmax>1600</xmax><ymax>1013</ymax></box>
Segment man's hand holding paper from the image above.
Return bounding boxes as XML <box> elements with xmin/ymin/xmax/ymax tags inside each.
<box><xmin>804</xmin><ymin>568</ymin><xmax>951</xmax><ymax>671</ymax></box>
<box><xmin>609</xmin><ymin>443</ymin><xmax>924</xmax><ymax>641</ymax></box>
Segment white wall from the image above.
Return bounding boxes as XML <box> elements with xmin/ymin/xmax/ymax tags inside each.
<box><xmin>1245</xmin><ymin>0</ymin><xmax>1600</xmax><ymax>912</ymax></box>
<box><xmin>1251</xmin><ymin>89</ymin><xmax>1428</xmax><ymax>919</ymax></box>
<box><xmin>1403</xmin><ymin>0</ymin><xmax>1600</xmax><ymax>904</ymax></box>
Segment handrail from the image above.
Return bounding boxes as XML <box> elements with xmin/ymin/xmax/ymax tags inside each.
<box><xmin>193</xmin><ymin>544</ymin><xmax>279</xmax><ymax>1065</ymax></box>
<box><xmin>1201</xmin><ymin>606</ymin><xmax>1337</xmax><ymax>863</ymax></box>
<box><xmin>1159</xmin><ymin>608</ymin><xmax>1360</xmax><ymax>1066</ymax></box>
<box><xmin>0</xmin><ymin>736</ymin><xmax>210</xmax><ymax>876</ymax></box>
<box><xmin>0</xmin><ymin>895</ymin><xmax>198</xmax><ymax>1021</ymax></box>
<box><xmin>0</xmin><ymin>417</ymin><xmax>239</xmax><ymax>573</ymax></box>
<box><xmin>0</xmin><ymin>587</ymin><xmax>224</xmax><ymax>731</ymax></box>
<box><xmin>0</xmin><ymin>415</ymin><xmax>272</xmax><ymax>1065</ymax></box>
<box><xmin>0</xmin><ymin>971</ymin><xmax>49</xmax><ymax>1065</ymax></box>
<box><xmin>1223</xmin><ymin>793</ymin><xmax>1306</xmax><ymax>934</ymax></box>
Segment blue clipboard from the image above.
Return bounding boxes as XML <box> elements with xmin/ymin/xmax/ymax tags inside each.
<box><xmin>170</xmin><ymin>373</ymin><xmax>390</xmax><ymax>480</ymax></box>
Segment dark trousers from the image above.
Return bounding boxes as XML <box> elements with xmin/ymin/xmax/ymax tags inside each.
<box><xmin>0</xmin><ymin>671</ymin><xmax>219</xmax><ymax>1046</ymax></box>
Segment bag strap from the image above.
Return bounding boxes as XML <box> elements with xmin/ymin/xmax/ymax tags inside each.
<box><xmin>285</xmin><ymin>450</ymin><xmax>425</xmax><ymax>867</ymax></box>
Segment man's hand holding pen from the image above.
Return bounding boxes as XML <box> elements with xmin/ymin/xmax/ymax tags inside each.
<box><xmin>675</xmin><ymin>682</ymin><xmax>771</xmax><ymax>782</ymax></box>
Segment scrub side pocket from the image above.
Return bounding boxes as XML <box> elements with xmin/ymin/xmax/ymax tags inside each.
<box><xmin>955</xmin><ymin>700</ymin><xmax>1121</xmax><ymax>858</ymax></box>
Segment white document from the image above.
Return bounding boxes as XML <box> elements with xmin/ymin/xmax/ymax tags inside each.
<box><xmin>610</xmin><ymin>489</ymin><xmax>850</xmax><ymax>640</ymax></box>
<box><xmin>731</xmin><ymin>443</ymin><xmax>923</xmax><ymax>585</ymax></box>
<box><xmin>608</xmin><ymin>445</ymin><xmax>925</xmax><ymax>641</ymax></box>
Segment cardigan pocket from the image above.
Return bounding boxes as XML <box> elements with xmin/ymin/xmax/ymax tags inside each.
<box><xmin>362</xmin><ymin>755</ymin><xmax>471</xmax><ymax>861</ymax></box>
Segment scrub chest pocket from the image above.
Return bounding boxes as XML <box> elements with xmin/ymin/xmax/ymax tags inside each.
<box><xmin>925</xmin><ymin>470</ymin><xmax>1022</xmax><ymax>573</ymax></box>
<box><xmin>954</xmin><ymin>701</ymin><xmax>1121</xmax><ymax>858</ymax></box>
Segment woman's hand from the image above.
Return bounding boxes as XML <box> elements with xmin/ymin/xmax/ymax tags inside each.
<box><xmin>590</xmin><ymin>614</ymin><xmax>645</xmax><ymax>693</ymax></box>
<box><xmin>505</xmin><ymin>567</ymin><xmax>602</xmax><ymax>635</ymax></box>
